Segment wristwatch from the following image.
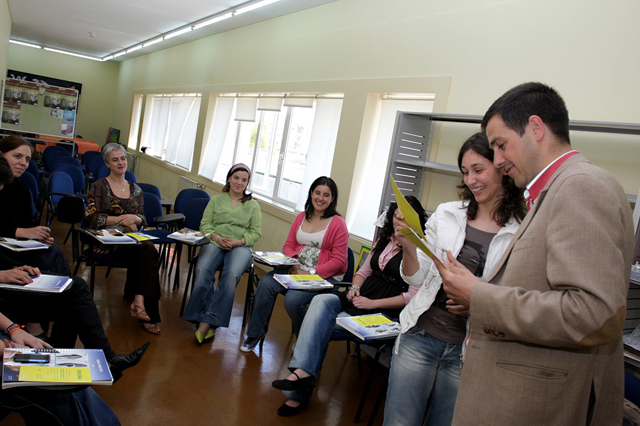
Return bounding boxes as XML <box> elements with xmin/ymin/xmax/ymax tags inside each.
<box><xmin>309</xmin><ymin>268</ymin><xmax>316</xmax><ymax>275</ymax></box>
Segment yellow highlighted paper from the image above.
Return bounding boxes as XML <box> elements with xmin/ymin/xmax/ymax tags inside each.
<box><xmin>19</xmin><ymin>366</ymin><xmax>91</xmax><ymax>383</ymax></box>
<box><xmin>125</xmin><ymin>233</ymin><xmax>149</xmax><ymax>242</ymax></box>
<box><xmin>391</xmin><ymin>176</ymin><xmax>425</xmax><ymax>239</ymax></box>
<box><xmin>289</xmin><ymin>274</ymin><xmax>324</xmax><ymax>281</ymax></box>
<box><xmin>352</xmin><ymin>314</ymin><xmax>393</xmax><ymax>327</ymax></box>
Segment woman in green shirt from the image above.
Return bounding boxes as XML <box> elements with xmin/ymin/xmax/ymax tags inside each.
<box><xmin>183</xmin><ymin>164</ymin><xmax>262</xmax><ymax>343</ymax></box>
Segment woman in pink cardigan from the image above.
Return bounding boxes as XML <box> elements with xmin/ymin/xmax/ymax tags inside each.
<box><xmin>241</xmin><ymin>176</ymin><xmax>348</xmax><ymax>353</ymax></box>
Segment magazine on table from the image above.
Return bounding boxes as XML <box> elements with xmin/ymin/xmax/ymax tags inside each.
<box><xmin>125</xmin><ymin>232</ymin><xmax>159</xmax><ymax>242</ymax></box>
<box><xmin>0</xmin><ymin>274</ymin><xmax>72</xmax><ymax>293</ymax></box>
<box><xmin>86</xmin><ymin>229</ymin><xmax>138</xmax><ymax>244</ymax></box>
<box><xmin>2</xmin><ymin>347</ymin><xmax>113</xmax><ymax>388</ymax></box>
<box><xmin>336</xmin><ymin>313</ymin><xmax>401</xmax><ymax>341</ymax></box>
<box><xmin>252</xmin><ymin>251</ymin><xmax>299</xmax><ymax>266</ymax></box>
<box><xmin>168</xmin><ymin>228</ymin><xmax>209</xmax><ymax>244</ymax></box>
<box><xmin>0</xmin><ymin>237</ymin><xmax>48</xmax><ymax>252</ymax></box>
<box><xmin>273</xmin><ymin>274</ymin><xmax>334</xmax><ymax>291</ymax></box>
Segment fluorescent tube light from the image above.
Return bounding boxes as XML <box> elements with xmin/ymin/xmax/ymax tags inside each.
<box><xmin>9</xmin><ymin>40</ymin><xmax>41</xmax><ymax>49</ymax></box>
<box><xmin>235</xmin><ymin>0</ymin><xmax>282</xmax><ymax>15</ymax></box>
<box><xmin>112</xmin><ymin>51</ymin><xmax>127</xmax><ymax>58</ymax></box>
<box><xmin>102</xmin><ymin>55</ymin><xmax>114</xmax><ymax>61</ymax></box>
<box><xmin>164</xmin><ymin>27</ymin><xmax>193</xmax><ymax>40</ymax></box>
<box><xmin>126</xmin><ymin>44</ymin><xmax>143</xmax><ymax>53</ymax></box>
<box><xmin>143</xmin><ymin>37</ymin><xmax>164</xmax><ymax>48</ymax></box>
<box><xmin>193</xmin><ymin>12</ymin><xmax>233</xmax><ymax>30</ymax></box>
<box><xmin>43</xmin><ymin>47</ymin><xmax>102</xmax><ymax>61</ymax></box>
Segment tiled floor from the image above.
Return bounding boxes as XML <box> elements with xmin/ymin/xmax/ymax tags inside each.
<box><xmin>4</xmin><ymin>221</ymin><xmax>387</xmax><ymax>425</ymax></box>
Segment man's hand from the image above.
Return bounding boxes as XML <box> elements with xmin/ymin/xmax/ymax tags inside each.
<box><xmin>0</xmin><ymin>269</ymin><xmax>33</xmax><ymax>285</ymax></box>
<box><xmin>435</xmin><ymin>251</ymin><xmax>478</xmax><ymax>309</ymax></box>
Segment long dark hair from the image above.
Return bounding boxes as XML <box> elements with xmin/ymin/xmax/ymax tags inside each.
<box><xmin>0</xmin><ymin>135</ymin><xmax>33</xmax><ymax>155</ymax></box>
<box><xmin>222</xmin><ymin>163</ymin><xmax>252</xmax><ymax>203</ymax></box>
<box><xmin>304</xmin><ymin>176</ymin><xmax>339</xmax><ymax>220</ymax></box>
<box><xmin>457</xmin><ymin>132</ymin><xmax>526</xmax><ymax>226</ymax></box>
<box><xmin>373</xmin><ymin>195</ymin><xmax>427</xmax><ymax>253</ymax></box>
<box><xmin>0</xmin><ymin>154</ymin><xmax>14</xmax><ymax>186</ymax></box>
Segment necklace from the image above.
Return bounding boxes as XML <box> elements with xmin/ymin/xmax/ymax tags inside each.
<box><xmin>109</xmin><ymin>178</ymin><xmax>127</xmax><ymax>192</ymax></box>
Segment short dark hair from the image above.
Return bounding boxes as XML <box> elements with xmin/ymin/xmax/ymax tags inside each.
<box><xmin>222</xmin><ymin>164</ymin><xmax>253</xmax><ymax>203</ymax></box>
<box><xmin>0</xmin><ymin>135</ymin><xmax>33</xmax><ymax>155</ymax></box>
<box><xmin>373</xmin><ymin>196</ymin><xmax>427</xmax><ymax>253</ymax></box>
<box><xmin>457</xmin><ymin>132</ymin><xmax>526</xmax><ymax>226</ymax></box>
<box><xmin>304</xmin><ymin>176</ymin><xmax>339</xmax><ymax>220</ymax></box>
<box><xmin>481</xmin><ymin>82</ymin><xmax>570</xmax><ymax>145</ymax></box>
<box><xmin>0</xmin><ymin>154</ymin><xmax>14</xmax><ymax>186</ymax></box>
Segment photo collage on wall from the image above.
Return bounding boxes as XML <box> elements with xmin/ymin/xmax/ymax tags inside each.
<box><xmin>2</xmin><ymin>70</ymin><xmax>82</xmax><ymax>138</ymax></box>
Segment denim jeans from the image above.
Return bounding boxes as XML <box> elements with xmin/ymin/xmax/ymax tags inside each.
<box><xmin>182</xmin><ymin>244</ymin><xmax>252</xmax><ymax>328</ymax></box>
<box><xmin>384</xmin><ymin>326</ymin><xmax>462</xmax><ymax>426</ymax></box>
<box><xmin>283</xmin><ymin>293</ymin><xmax>352</xmax><ymax>403</ymax></box>
<box><xmin>246</xmin><ymin>271</ymin><xmax>334</xmax><ymax>338</ymax></box>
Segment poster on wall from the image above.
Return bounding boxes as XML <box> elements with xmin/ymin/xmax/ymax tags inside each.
<box><xmin>1</xmin><ymin>70</ymin><xmax>82</xmax><ymax>139</ymax></box>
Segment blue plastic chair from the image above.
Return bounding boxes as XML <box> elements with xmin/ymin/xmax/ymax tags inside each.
<box><xmin>51</xmin><ymin>163</ymin><xmax>86</xmax><ymax>199</ymax></box>
<box><xmin>55</xmin><ymin>156</ymin><xmax>82</xmax><ymax>170</ymax></box>
<box><xmin>19</xmin><ymin>172</ymin><xmax>39</xmax><ymax>220</ymax></box>
<box><xmin>141</xmin><ymin>192</ymin><xmax>175</xmax><ymax>268</ymax></box>
<box><xmin>81</xmin><ymin>151</ymin><xmax>102</xmax><ymax>169</ymax></box>
<box><xmin>137</xmin><ymin>183</ymin><xmax>161</xmax><ymax>200</ymax></box>
<box><xmin>125</xmin><ymin>170</ymin><xmax>137</xmax><ymax>183</ymax></box>
<box><xmin>46</xmin><ymin>172</ymin><xmax>75</xmax><ymax>227</ymax></box>
<box><xmin>43</xmin><ymin>146</ymin><xmax>70</xmax><ymax>173</ymax></box>
<box><xmin>26</xmin><ymin>160</ymin><xmax>40</xmax><ymax>182</ymax></box>
<box><xmin>95</xmin><ymin>163</ymin><xmax>110</xmax><ymax>180</ymax></box>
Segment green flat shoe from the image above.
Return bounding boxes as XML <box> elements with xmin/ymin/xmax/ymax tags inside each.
<box><xmin>204</xmin><ymin>329</ymin><xmax>215</xmax><ymax>341</ymax></box>
<box><xmin>195</xmin><ymin>330</ymin><xmax>204</xmax><ymax>344</ymax></box>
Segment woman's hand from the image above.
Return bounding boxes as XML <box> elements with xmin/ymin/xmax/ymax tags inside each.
<box><xmin>289</xmin><ymin>265</ymin><xmax>309</xmax><ymax>275</ymax></box>
<box><xmin>114</xmin><ymin>214</ymin><xmax>140</xmax><ymax>231</ymax></box>
<box><xmin>0</xmin><ymin>269</ymin><xmax>33</xmax><ymax>285</ymax></box>
<box><xmin>16</xmin><ymin>265</ymin><xmax>40</xmax><ymax>277</ymax></box>
<box><xmin>393</xmin><ymin>216</ymin><xmax>415</xmax><ymax>251</ymax></box>
<box><xmin>16</xmin><ymin>226</ymin><xmax>54</xmax><ymax>245</ymax></box>
<box><xmin>11</xmin><ymin>329</ymin><xmax>51</xmax><ymax>349</ymax></box>
<box><xmin>217</xmin><ymin>237</ymin><xmax>235</xmax><ymax>250</ymax></box>
<box><xmin>346</xmin><ymin>288</ymin><xmax>360</xmax><ymax>302</ymax></box>
<box><xmin>351</xmin><ymin>295</ymin><xmax>378</xmax><ymax>310</ymax></box>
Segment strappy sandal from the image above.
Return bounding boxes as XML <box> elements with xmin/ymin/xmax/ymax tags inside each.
<box><xmin>142</xmin><ymin>323</ymin><xmax>161</xmax><ymax>335</ymax></box>
<box><xmin>129</xmin><ymin>303</ymin><xmax>151</xmax><ymax>321</ymax></box>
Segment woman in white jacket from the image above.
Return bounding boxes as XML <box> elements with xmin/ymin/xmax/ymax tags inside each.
<box><xmin>383</xmin><ymin>132</ymin><xmax>527</xmax><ymax>426</ymax></box>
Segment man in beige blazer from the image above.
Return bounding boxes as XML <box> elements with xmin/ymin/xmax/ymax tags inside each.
<box><xmin>438</xmin><ymin>82</ymin><xmax>635</xmax><ymax>425</ymax></box>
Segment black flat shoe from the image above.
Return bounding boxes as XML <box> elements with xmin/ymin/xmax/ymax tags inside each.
<box><xmin>272</xmin><ymin>371</ymin><xmax>316</xmax><ymax>391</ymax></box>
<box><xmin>108</xmin><ymin>341</ymin><xmax>151</xmax><ymax>377</ymax></box>
<box><xmin>277</xmin><ymin>400</ymin><xmax>308</xmax><ymax>417</ymax></box>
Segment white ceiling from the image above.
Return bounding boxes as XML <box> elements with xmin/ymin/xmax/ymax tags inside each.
<box><xmin>8</xmin><ymin>0</ymin><xmax>335</xmax><ymax>62</ymax></box>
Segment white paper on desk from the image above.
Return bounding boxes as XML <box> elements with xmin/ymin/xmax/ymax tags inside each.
<box><xmin>623</xmin><ymin>325</ymin><xmax>640</xmax><ymax>352</ymax></box>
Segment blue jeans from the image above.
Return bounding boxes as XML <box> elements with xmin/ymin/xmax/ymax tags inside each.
<box><xmin>384</xmin><ymin>326</ymin><xmax>462</xmax><ymax>426</ymax></box>
<box><xmin>246</xmin><ymin>271</ymin><xmax>335</xmax><ymax>338</ymax></box>
<box><xmin>182</xmin><ymin>244</ymin><xmax>252</xmax><ymax>328</ymax></box>
<box><xmin>283</xmin><ymin>293</ymin><xmax>352</xmax><ymax>403</ymax></box>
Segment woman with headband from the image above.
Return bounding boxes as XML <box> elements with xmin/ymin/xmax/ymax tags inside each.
<box><xmin>183</xmin><ymin>163</ymin><xmax>262</xmax><ymax>344</ymax></box>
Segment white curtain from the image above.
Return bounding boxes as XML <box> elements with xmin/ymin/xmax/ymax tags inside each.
<box><xmin>235</xmin><ymin>97</ymin><xmax>257</xmax><ymax>122</ymax></box>
<box><xmin>199</xmin><ymin>97</ymin><xmax>235</xmax><ymax>180</ymax></box>
<box><xmin>164</xmin><ymin>96</ymin><xmax>200</xmax><ymax>169</ymax></box>
<box><xmin>295</xmin><ymin>98</ymin><xmax>343</xmax><ymax>211</ymax></box>
<box><xmin>145</xmin><ymin>97</ymin><xmax>170</xmax><ymax>158</ymax></box>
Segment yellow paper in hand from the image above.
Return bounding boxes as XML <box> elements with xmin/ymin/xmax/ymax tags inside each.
<box><xmin>19</xmin><ymin>366</ymin><xmax>91</xmax><ymax>383</ymax></box>
<box><xmin>391</xmin><ymin>176</ymin><xmax>425</xmax><ymax>239</ymax></box>
<box><xmin>399</xmin><ymin>227</ymin><xmax>446</xmax><ymax>270</ymax></box>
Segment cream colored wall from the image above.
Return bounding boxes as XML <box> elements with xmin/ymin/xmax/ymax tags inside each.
<box><xmin>6</xmin><ymin>45</ymin><xmax>120</xmax><ymax>144</ymax></box>
<box><xmin>0</xmin><ymin>0</ymin><xmax>10</xmax><ymax>76</ymax></box>
<box><xmin>108</xmin><ymin>0</ymin><xmax>640</xmax><ymax>251</ymax></box>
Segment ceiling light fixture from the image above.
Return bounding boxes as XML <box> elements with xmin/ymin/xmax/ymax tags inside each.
<box><xmin>193</xmin><ymin>12</ymin><xmax>233</xmax><ymax>30</ymax></box>
<box><xmin>43</xmin><ymin>47</ymin><xmax>102</xmax><ymax>61</ymax></box>
<box><xmin>164</xmin><ymin>26</ymin><xmax>193</xmax><ymax>40</ymax></box>
<box><xmin>126</xmin><ymin>44</ymin><xmax>143</xmax><ymax>54</ymax></box>
<box><xmin>112</xmin><ymin>50</ymin><xmax>127</xmax><ymax>58</ymax></box>
<box><xmin>235</xmin><ymin>0</ymin><xmax>282</xmax><ymax>16</ymax></box>
<box><xmin>143</xmin><ymin>37</ymin><xmax>164</xmax><ymax>48</ymax></box>
<box><xmin>9</xmin><ymin>39</ymin><xmax>41</xmax><ymax>49</ymax></box>
<box><xmin>102</xmin><ymin>55</ymin><xmax>114</xmax><ymax>61</ymax></box>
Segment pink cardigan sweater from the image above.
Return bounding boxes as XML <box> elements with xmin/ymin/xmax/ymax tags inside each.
<box><xmin>282</xmin><ymin>212</ymin><xmax>349</xmax><ymax>279</ymax></box>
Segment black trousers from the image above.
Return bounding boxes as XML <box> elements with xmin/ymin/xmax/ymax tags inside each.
<box><xmin>0</xmin><ymin>277</ymin><xmax>115</xmax><ymax>359</ymax></box>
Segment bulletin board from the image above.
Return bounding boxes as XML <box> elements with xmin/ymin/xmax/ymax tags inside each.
<box><xmin>1</xmin><ymin>70</ymin><xmax>81</xmax><ymax>139</ymax></box>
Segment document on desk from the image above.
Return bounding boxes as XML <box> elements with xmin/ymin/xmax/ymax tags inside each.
<box><xmin>623</xmin><ymin>325</ymin><xmax>640</xmax><ymax>356</ymax></box>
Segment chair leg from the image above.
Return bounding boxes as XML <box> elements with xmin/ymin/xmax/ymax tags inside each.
<box><xmin>63</xmin><ymin>225</ymin><xmax>73</xmax><ymax>244</ymax></box>
<box><xmin>354</xmin><ymin>344</ymin><xmax>388</xmax><ymax>424</ymax></box>
<box><xmin>172</xmin><ymin>244</ymin><xmax>183</xmax><ymax>290</ymax></box>
<box><xmin>179</xmin><ymin>259</ymin><xmax>196</xmax><ymax>317</ymax></box>
<box><xmin>105</xmin><ymin>267</ymin><xmax>111</xmax><ymax>278</ymax></box>
<box><xmin>242</xmin><ymin>264</ymin><xmax>256</xmax><ymax>328</ymax></box>
<box><xmin>368</xmin><ymin>376</ymin><xmax>389</xmax><ymax>426</ymax></box>
<box><xmin>89</xmin><ymin>263</ymin><xmax>96</xmax><ymax>295</ymax></box>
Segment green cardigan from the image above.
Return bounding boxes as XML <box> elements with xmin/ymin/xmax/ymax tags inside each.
<box><xmin>199</xmin><ymin>193</ymin><xmax>262</xmax><ymax>247</ymax></box>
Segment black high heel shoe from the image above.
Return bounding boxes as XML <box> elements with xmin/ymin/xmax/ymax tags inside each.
<box><xmin>272</xmin><ymin>371</ymin><xmax>316</xmax><ymax>391</ymax></box>
<box><xmin>108</xmin><ymin>341</ymin><xmax>151</xmax><ymax>380</ymax></box>
<box><xmin>277</xmin><ymin>400</ymin><xmax>308</xmax><ymax>417</ymax></box>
